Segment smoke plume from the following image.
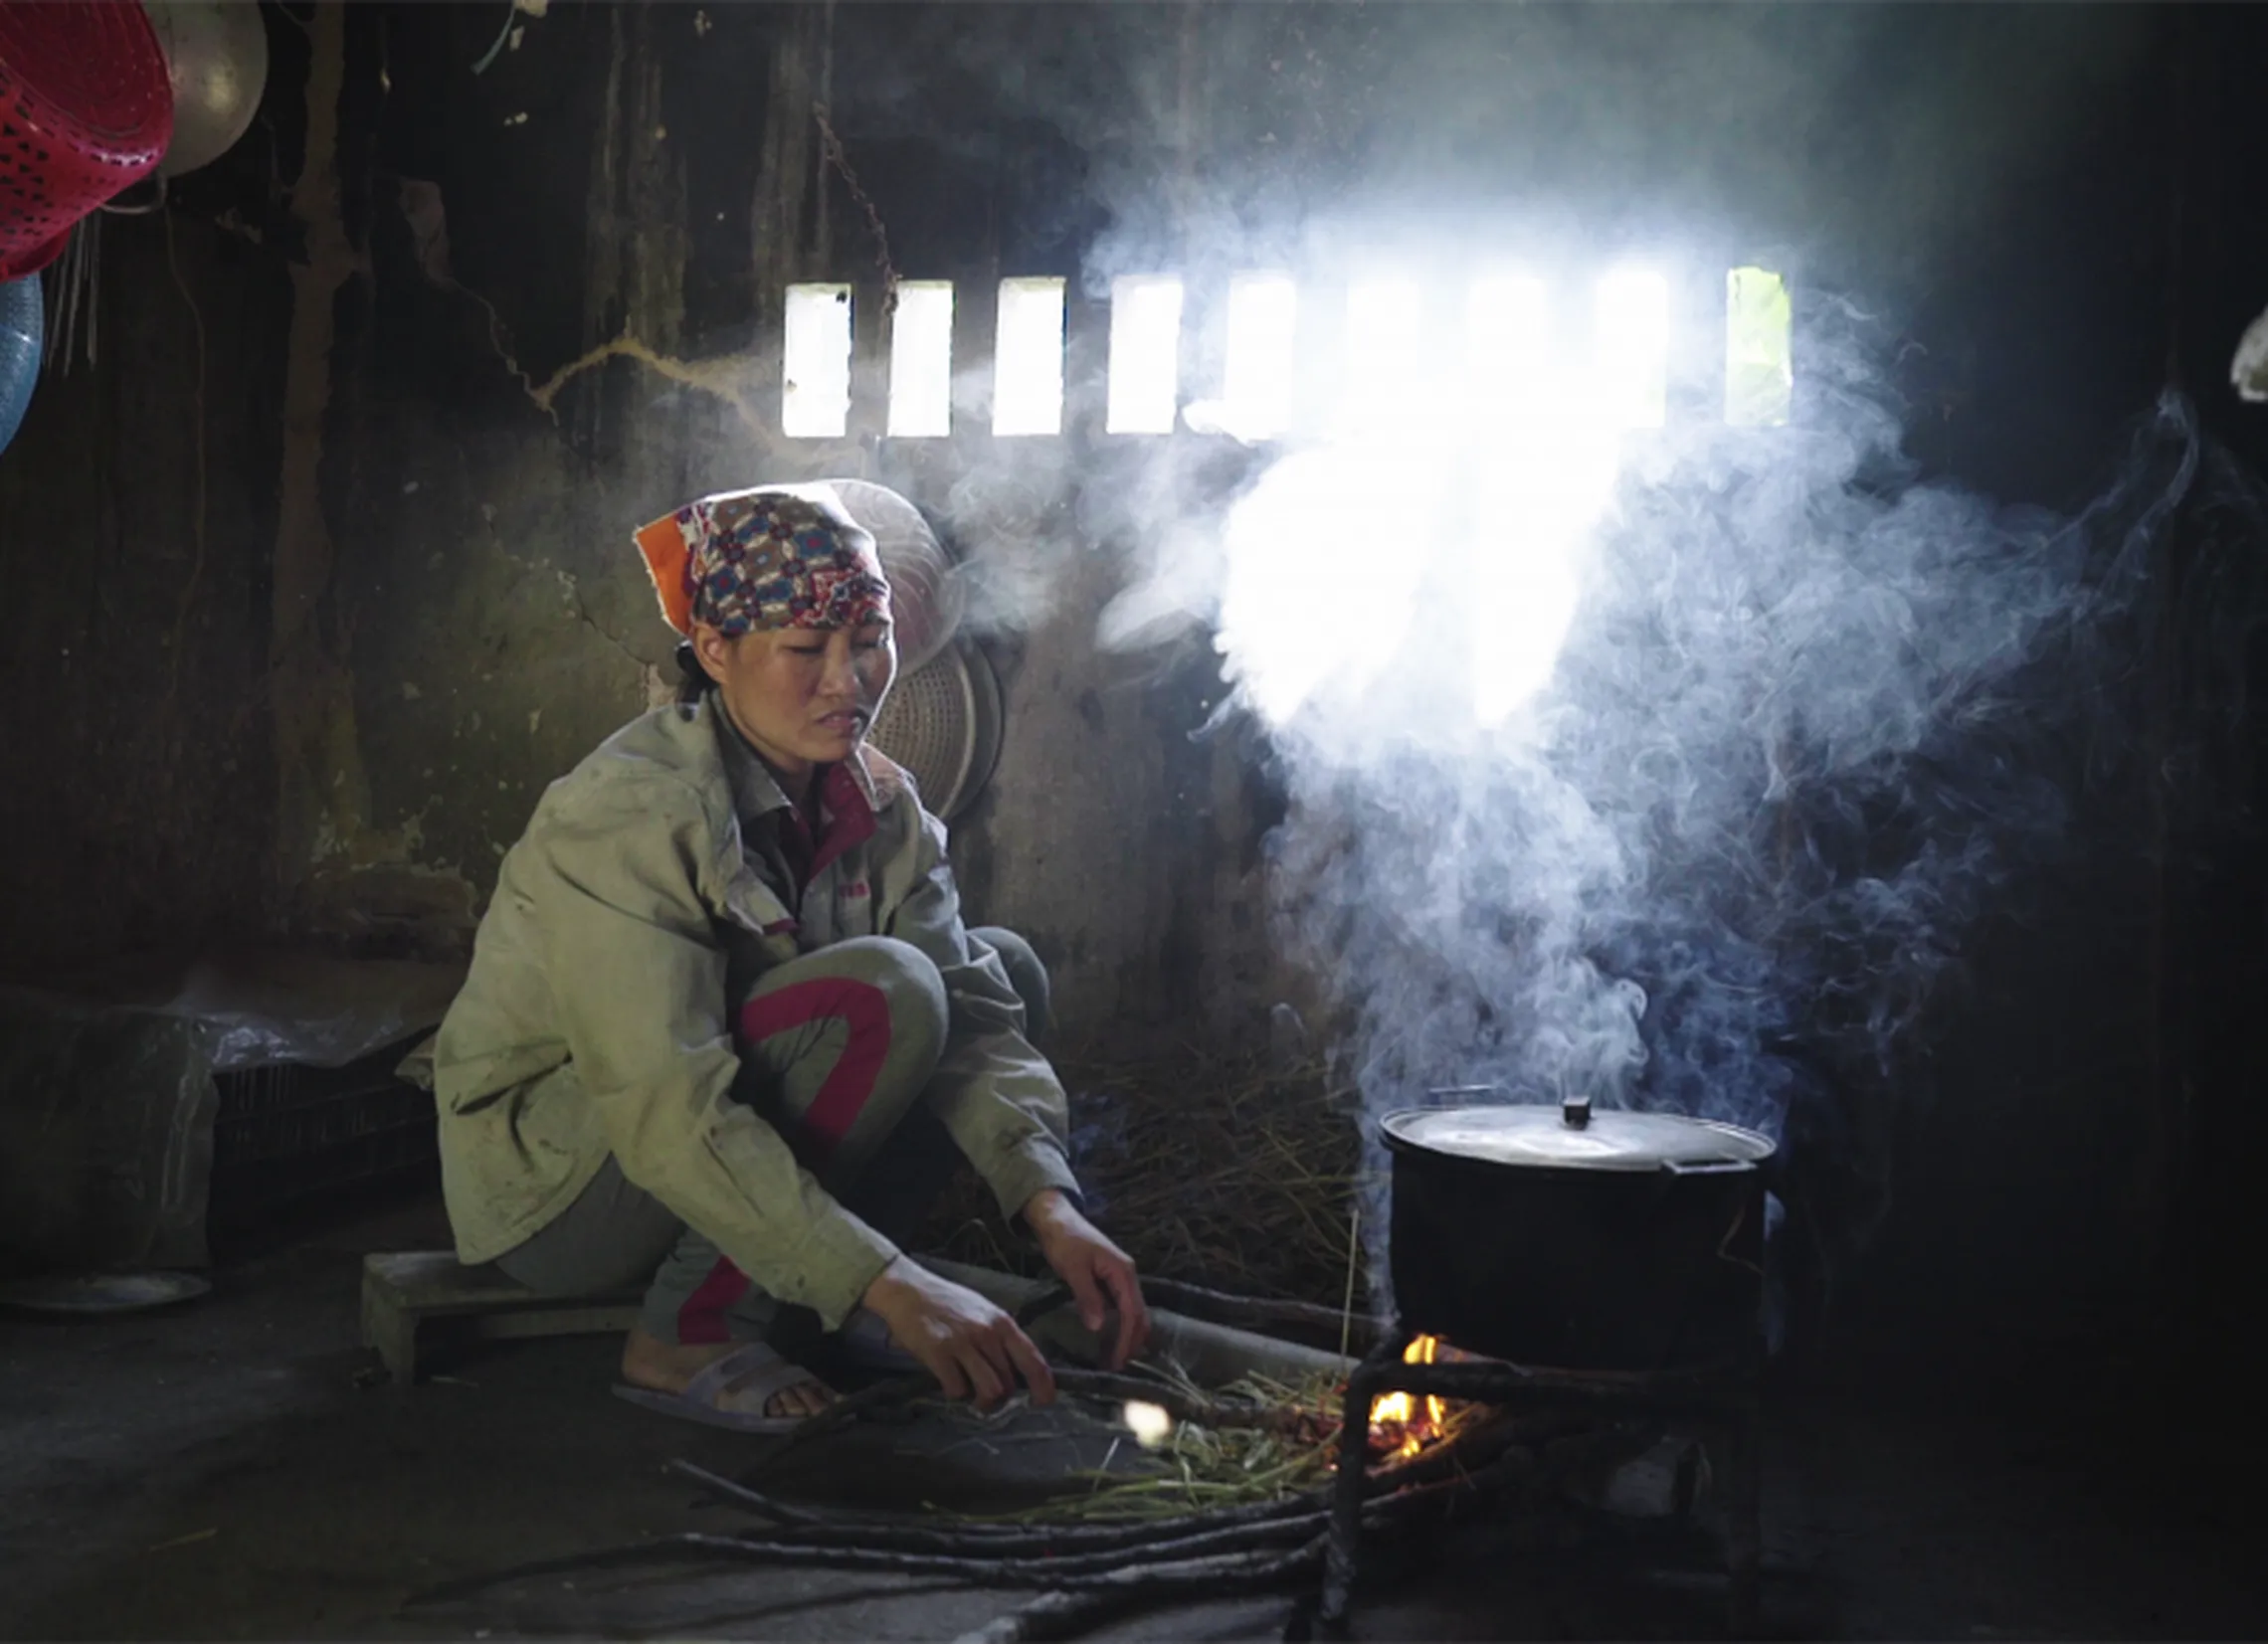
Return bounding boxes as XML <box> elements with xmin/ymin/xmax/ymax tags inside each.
<box><xmin>1129</xmin><ymin>302</ymin><xmax>2192</xmax><ymax>1119</ymax></box>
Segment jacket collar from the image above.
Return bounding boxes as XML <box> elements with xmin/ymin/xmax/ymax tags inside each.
<box><xmin>707</xmin><ymin>694</ymin><xmax>882</xmax><ymax>827</ymax></box>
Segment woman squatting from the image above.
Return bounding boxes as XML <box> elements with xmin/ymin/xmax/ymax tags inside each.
<box><xmin>418</xmin><ymin>482</ymin><xmax>1150</xmax><ymax>1429</ymax></box>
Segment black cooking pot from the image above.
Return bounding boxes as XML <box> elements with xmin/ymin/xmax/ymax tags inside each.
<box><xmin>1381</xmin><ymin>1097</ymin><xmax>1775</xmax><ymax>1371</ymax></box>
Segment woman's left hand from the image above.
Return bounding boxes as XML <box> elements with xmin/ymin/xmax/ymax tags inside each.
<box><xmin>1022</xmin><ymin>1188</ymin><xmax>1152</xmax><ymax>1370</ymax></box>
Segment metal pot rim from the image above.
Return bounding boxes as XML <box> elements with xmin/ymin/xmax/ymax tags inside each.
<box><xmin>1381</xmin><ymin>1101</ymin><xmax>1776</xmax><ymax>1173</ymax></box>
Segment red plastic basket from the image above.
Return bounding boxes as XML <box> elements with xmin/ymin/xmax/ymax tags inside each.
<box><xmin>0</xmin><ymin>0</ymin><xmax>174</xmax><ymax>280</ymax></box>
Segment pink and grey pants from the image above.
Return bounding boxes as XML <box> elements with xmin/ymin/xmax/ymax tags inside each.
<box><xmin>494</xmin><ymin>929</ymin><xmax>1047</xmax><ymax>1346</ymax></box>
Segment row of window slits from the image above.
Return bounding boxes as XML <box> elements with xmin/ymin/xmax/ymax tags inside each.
<box><xmin>782</xmin><ymin>267</ymin><xmax>1794</xmax><ymax>440</ymax></box>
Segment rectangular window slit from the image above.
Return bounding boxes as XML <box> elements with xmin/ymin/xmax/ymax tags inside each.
<box><xmin>1202</xmin><ymin>273</ymin><xmax>1297</xmax><ymax>441</ymax></box>
<box><xmin>1725</xmin><ymin>267</ymin><xmax>1792</xmax><ymax>427</ymax></box>
<box><xmin>1105</xmin><ymin>274</ymin><xmax>1184</xmax><ymax>435</ymax></box>
<box><xmin>992</xmin><ymin>276</ymin><xmax>1065</xmax><ymax>437</ymax></box>
<box><xmin>782</xmin><ymin>282</ymin><xmax>852</xmax><ymax>439</ymax></box>
<box><xmin>887</xmin><ymin>280</ymin><xmax>954</xmax><ymax>438</ymax></box>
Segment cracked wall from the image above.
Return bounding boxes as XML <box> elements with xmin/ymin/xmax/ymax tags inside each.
<box><xmin>0</xmin><ymin>0</ymin><xmax>1297</xmax><ymax>1051</ymax></box>
<box><xmin>293</xmin><ymin>2</ymin><xmax>1293</xmax><ymax>1050</ymax></box>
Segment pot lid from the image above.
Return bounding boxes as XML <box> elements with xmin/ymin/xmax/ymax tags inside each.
<box><xmin>1383</xmin><ymin>1099</ymin><xmax>1775</xmax><ymax>1172</ymax></box>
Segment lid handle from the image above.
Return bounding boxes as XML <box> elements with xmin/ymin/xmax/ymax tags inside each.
<box><xmin>1561</xmin><ymin>1093</ymin><xmax>1592</xmax><ymax>1130</ymax></box>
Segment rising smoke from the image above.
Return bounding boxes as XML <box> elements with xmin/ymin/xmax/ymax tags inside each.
<box><xmin>867</xmin><ymin>13</ymin><xmax>2176</xmax><ymax>1107</ymax></box>
<box><xmin>1102</xmin><ymin>291</ymin><xmax>2246</xmax><ymax>1307</ymax></box>
<box><xmin>1217</xmin><ymin>319</ymin><xmax>2189</xmax><ymax>1137</ymax></box>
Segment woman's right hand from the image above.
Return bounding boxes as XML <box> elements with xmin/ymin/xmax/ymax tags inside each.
<box><xmin>859</xmin><ymin>1256</ymin><xmax>1057</xmax><ymax>1408</ymax></box>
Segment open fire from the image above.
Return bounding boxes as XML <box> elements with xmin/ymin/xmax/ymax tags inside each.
<box><xmin>1367</xmin><ymin>1334</ymin><xmax>1451</xmax><ymax>1459</ymax></box>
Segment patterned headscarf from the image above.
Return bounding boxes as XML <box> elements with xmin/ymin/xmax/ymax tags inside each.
<box><xmin>633</xmin><ymin>483</ymin><xmax>891</xmax><ymax>638</ymax></box>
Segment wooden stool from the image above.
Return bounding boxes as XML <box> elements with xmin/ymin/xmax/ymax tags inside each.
<box><xmin>359</xmin><ymin>1251</ymin><xmax>643</xmax><ymax>1384</ymax></box>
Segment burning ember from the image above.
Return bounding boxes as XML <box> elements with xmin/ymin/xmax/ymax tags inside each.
<box><xmin>1368</xmin><ymin>1335</ymin><xmax>1452</xmax><ymax>1459</ymax></box>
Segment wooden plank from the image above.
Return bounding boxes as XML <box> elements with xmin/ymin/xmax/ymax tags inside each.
<box><xmin>364</xmin><ymin>1250</ymin><xmax>526</xmax><ymax>1309</ymax></box>
<box><xmin>360</xmin><ymin>1274</ymin><xmax>422</xmax><ymax>1385</ymax></box>
<box><xmin>362</xmin><ymin>1250</ymin><xmax>642</xmax><ymax>1315</ymax></box>
<box><xmin>464</xmin><ymin>1303</ymin><xmax>643</xmax><ymax>1342</ymax></box>
<box><xmin>359</xmin><ymin>1251</ymin><xmax>645</xmax><ymax>1384</ymax></box>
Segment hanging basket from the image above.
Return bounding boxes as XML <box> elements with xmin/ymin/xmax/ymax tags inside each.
<box><xmin>0</xmin><ymin>0</ymin><xmax>175</xmax><ymax>281</ymax></box>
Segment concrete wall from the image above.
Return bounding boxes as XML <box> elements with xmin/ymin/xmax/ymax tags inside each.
<box><xmin>0</xmin><ymin>161</ymin><xmax>291</xmax><ymax>969</ymax></box>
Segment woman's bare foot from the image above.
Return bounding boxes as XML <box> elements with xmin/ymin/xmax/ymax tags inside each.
<box><xmin>619</xmin><ymin>1323</ymin><xmax>838</xmax><ymax>1419</ymax></box>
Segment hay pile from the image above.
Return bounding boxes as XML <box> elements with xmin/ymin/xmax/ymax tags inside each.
<box><xmin>946</xmin><ymin>1367</ymin><xmax>1346</xmax><ymax>1525</ymax></box>
<box><xmin>945</xmin><ymin>1361</ymin><xmax>1500</xmax><ymax>1525</ymax></box>
<box><xmin>919</xmin><ymin>1053</ymin><xmax>1374</xmax><ymax>1311</ymax></box>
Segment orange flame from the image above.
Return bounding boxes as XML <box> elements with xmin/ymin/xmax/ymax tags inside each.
<box><xmin>1368</xmin><ymin>1335</ymin><xmax>1449</xmax><ymax>1459</ymax></box>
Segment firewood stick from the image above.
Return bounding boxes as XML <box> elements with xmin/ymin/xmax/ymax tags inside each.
<box><xmin>656</xmin><ymin>1528</ymin><xmax>1319</xmax><ymax>1588</ymax></box>
<box><xmin>677</xmin><ymin>1519</ymin><xmax>1323</xmax><ymax>1582</ymax></box>
<box><xmin>665</xmin><ymin>1460</ymin><xmax>827</xmax><ymax>1526</ymax></box>
<box><xmin>1005</xmin><ymin>1533</ymin><xmax>1327</xmax><ymax>1594</ymax></box>
<box><xmin>966</xmin><ymin>1269</ymin><xmax>1384</xmax><ymax>1352</ymax></box>
<box><xmin>689</xmin><ymin>1403</ymin><xmax>1546</xmax><ymax>1553</ymax></box>
<box><xmin>1050</xmin><ymin>1368</ymin><xmax>1325</xmax><ymax>1433</ymax></box>
<box><xmin>744</xmin><ymin>1372</ymin><xmax>935</xmax><ymax>1475</ymax></box>
<box><xmin>689</xmin><ymin>1437</ymin><xmax>1536</xmax><ymax>1568</ymax></box>
<box><xmin>407</xmin><ymin>1530</ymin><xmax>1313</xmax><ymax>1606</ymax></box>
<box><xmin>680</xmin><ymin>1461</ymin><xmax>1332</xmax><ymax>1553</ymax></box>
<box><xmin>1131</xmin><ymin>1275</ymin><xmax>1392</xmax><ymax>1345</ymax></box>
<box><xmin>416</xmin><ymin>1441</ymin><xmax>1544</xmax><ymax>1615</ymax></box>
<box><xmin>766</xmin><ymin>1514</ymin><xmax>1319</xmax><ymax>1564</ymax></box>
<box><xmin>1367</xmin><ymin>1356</ymin><xmax>1746</xmax><ymax>1412</ymax></box>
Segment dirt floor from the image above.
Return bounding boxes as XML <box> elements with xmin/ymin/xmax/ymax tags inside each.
<box><xmin>2</xmin><ymin>1192</ymin><xmax>2261</xmax><ymax>1642</ymax></box>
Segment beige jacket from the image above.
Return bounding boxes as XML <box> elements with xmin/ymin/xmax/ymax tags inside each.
<box><xmin>426</xmin><ymin>696</ymin><xmax>1077</xmax><ymax>1329</ymax></box>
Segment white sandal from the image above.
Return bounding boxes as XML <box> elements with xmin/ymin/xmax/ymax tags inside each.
<box><xmin>611</xmin><ymin>1340</ymin><xmax>836</xmax><ymax>1434</ymax></box>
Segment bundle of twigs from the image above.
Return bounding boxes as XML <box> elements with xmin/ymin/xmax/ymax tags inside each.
<box><xmin>402</xmin><ymin>1366</ymin><xmax>1653</xmax><ymax>1644</ymax></box>
<box><xmin>920</xmin><ymin>1052</ymin><xmax>1370</xmax><ymax>1313</ymax></box>
<box><xmin>738</xmin><ymin>1363</ymin><xmax>1333</xmax><ymax>1492</ymax></box>
<box><xmin>667</xmin><ymin>1406</ymin><xmax>1651</xmax><ymax>1644</ymax></box>
<box><xmin>971</xmin><ymin>1359</ymin><xmax>1511</xmax><ymax>1526</ymax></box>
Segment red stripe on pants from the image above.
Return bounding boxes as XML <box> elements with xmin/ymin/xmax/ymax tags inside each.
<box><xmin>737</xmin><ymin>977</ymin><xmax>895</xmax><ymax>1164</ymax></box>
<box><xmin>677</xmin><ymin>1255</ymin><xmax>751</xmax><ymax>1345</ymax></box>
<box><xmin>677</xmin><ymin>979</ymin><xmax>892</xmax><ymax>1344</ymax></box>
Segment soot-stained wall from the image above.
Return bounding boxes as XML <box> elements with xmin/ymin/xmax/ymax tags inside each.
<box><xmin>319</xmin><ymin>2</ymin><xmax>1296</xmax><ymax>1045</ymax></box>
<box><xmin>0</xmin><ymin>3</ymin><xmax>1296</xmax><ymax>1041</ymax></box>
<box><xmin>0</xmin><ymin>5</ymin><xmax>2205</xmax><ymax>1032</ymax></box>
